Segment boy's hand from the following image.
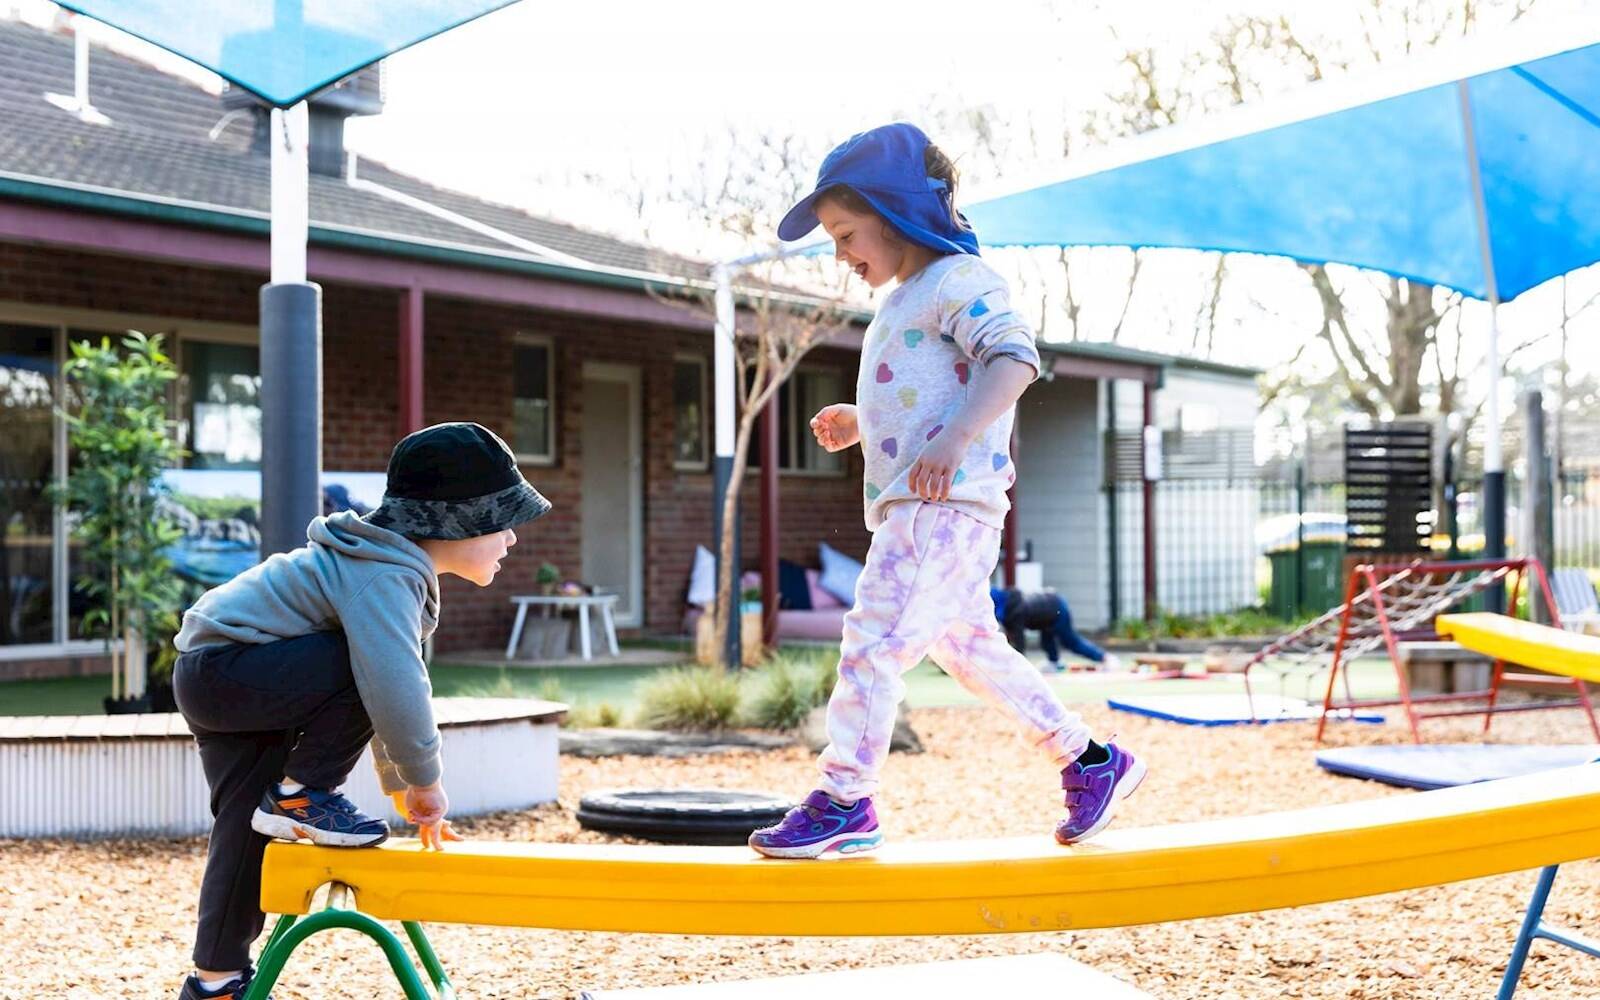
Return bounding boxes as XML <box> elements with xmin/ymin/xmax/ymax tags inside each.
<box><xmin>908</xmin><ymin>431</ymin><xmax>969</xmax><ymax>502</ymax></box>
<box><xmin>399</xmin><ymin>782</ymin><xmax>463</xmax><ymax>851</ymax></box>
<box><xmin>809</xmin><ymin>404</ymin><xmax>860</xmax><ymax>453</ymax></box>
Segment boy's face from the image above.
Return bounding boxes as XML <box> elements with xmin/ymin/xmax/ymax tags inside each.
<box><xmin>818</xmin><ymin>197</ymin><xmax>903</xmax><ymax>290</ymax></box>
<box><xmin>430</xmin><ymin>527</ymin><xmax>516</xmax><ymax>587</ymax></box>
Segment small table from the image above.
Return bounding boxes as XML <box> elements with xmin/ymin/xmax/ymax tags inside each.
<box><xmin>506</xmin><ymin>594</ymin><xmax>621</xmax><ymax>661</ymax></box>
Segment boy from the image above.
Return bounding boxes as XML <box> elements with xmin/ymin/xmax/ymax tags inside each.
<box><xmin>170</xmin><ymin>422</ymin><xmax>550</xmax><ymax>999</ymax></box>
<box><xmin>991</xmin><ymin>586</ymin><xmax>1122</xmax><ymax>672</ymax></box>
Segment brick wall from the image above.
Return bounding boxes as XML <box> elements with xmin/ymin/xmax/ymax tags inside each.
<box><xmin>1</xmin><ymin>242</ymin><xmax>871</xmax><ymax>662</ymax></box>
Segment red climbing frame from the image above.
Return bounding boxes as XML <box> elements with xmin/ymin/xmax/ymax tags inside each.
<box><xmin>1316</xmin><ymin>558</ymin><xmax>1600</xmax><ymax>744</ymax></box>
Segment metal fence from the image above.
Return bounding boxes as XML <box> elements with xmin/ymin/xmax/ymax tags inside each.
<box><xmin>1108</xmin><ymin>469</ymin><xmax>1600</xmax><ymax>624</ymax></box>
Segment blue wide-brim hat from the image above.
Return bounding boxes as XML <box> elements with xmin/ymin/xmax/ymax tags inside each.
<box><xmin>778</xmin><ymin>123</ymin><xmax>980</xmax><ymax>256</ymax></box>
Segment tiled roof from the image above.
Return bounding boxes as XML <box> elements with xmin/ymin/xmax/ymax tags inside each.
<box><xmin>0</xmin><ymin>18</ymin><xmax>702</xmax><ymax>278</ymax></box>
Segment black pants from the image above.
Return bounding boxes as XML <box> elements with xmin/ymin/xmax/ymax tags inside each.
<box><xmin>173</xmin><ymin>630</ymin><xmax>373</xmax><ymax>970</ymax></box>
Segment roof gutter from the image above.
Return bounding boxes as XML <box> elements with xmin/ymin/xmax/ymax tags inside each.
<box><xmin>0</xmin><ymin>169</ymin><xmax>866</xmax><ymax>320</ymax></box>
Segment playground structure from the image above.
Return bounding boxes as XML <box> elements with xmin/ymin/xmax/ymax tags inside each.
<box><xmin>1240</xmin><ymin>558</ymin><xmax>1598</xmax><ymax>742</ymax></box>
<box><xmin>243</xmin><ymin>755</ymin><xmax>1600</xmax><ymax>998</ymax></box>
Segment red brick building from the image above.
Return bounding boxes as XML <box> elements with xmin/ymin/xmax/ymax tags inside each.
<box><xmin>0</xmin><ymin>18</ymin><xmax>871</xmax><ymax>675</ymax></box>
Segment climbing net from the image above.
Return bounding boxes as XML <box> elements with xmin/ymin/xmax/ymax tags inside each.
<box><xmin>1243</xmin><ymin>559</ymin><xmax>1525</xmax><ymax>711</ymax></box>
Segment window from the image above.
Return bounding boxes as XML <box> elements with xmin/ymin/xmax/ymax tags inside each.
<box><xmin>746</xmin><ymin>367</ymin><xmax>846</xmax><ymax>475</ymax></box>
<box><xmin>181</xmin><ymin>340</ymin><xmax>261</xmax><ymax>469</ymax></box>
<box><xmin>513</xmin><ymin>336</ymin><xmax>555</xmax><ymax>464</ymax></box>
<box><xmin>673</xmin><ymin>355</ymin><xmax>708</xmax><ymax>471</ymax></box>
<box><xmin>0</xmin><ymin>324</ymin><xmax>58</xmax><ymax>646</ymax></box>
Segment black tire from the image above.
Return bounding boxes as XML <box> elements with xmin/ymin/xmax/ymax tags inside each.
<box><xmin>576</xmin><ymin>788</ymin><xmax>793</xmax><ymax>846</ymax></box>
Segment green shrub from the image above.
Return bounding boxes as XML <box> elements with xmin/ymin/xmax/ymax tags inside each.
<box><xmin>535</xmin><ymin>676</ymin><xmax>566</xmax><ymax>703</ymax></box>
<box><xmin>565</xmin><ymin>701</ymin><xmax>626</xmax><ymax>729</ymax></box>
<box><xmin>636</xmin><ymin>667</ymin><xmax>743</xmax><ymax>731</ymax></box>
<box><xmin>745</xmin><ymin>652</ymin><xmax>833</xmax><ymax>730</ymax></box>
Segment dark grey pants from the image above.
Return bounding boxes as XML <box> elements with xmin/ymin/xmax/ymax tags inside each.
<box><xmin>172</xmin><ymin>630</ymin><xmax>373</xmax><ymax>970</ymax></box>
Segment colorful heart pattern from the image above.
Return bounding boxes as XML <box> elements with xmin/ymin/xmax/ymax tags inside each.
<box><xmin>898</xmin><ymin>387</ymin><xmax>918</xmax><ymax>409</ymax></box>
<box><xmin>881</xmin><ymin>438</ymin><xmax>898</xmax><ymax>459</ymax></box>
<box><xmin>926</xmin><ymin>424</ymin><xmax>943</xmax><ymax>440</ymax></box>
<box><xmin>992</xmin><ymin>453</ymin><xmax>1008</xmax><ymax>471</ymax></box>
<box><xmin>865</xmin><ymin>483</ymin><xmax>881</xmax><ymax>500</ymax></box>
<box><xmin>876</xmin><ymin>363</ymin><xmax>894</xmax><ymax>383</ymax></box>
<box><xmin>968</xmin><ymin>298</ymin><xmax>990</xmax><ymax>318</ymax></box>
<box><xmin>953</xmin><ymin>469</ymin><xmax>967</xmax><ymax>485</ymax></box>
<box><xmin>903</xmin><ymin>329</ymin><xmax>924</xmax><ymax>348</ymax></box>
<box><xmin>954</xmin><ymin>362</ymin><xmax>969</xmax><ymax>385</ymax></box>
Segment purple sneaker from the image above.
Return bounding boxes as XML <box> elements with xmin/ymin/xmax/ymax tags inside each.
<box><xmin>1055</xmin><ymin>742</ymin><xmax>1146</xmax><ymax>845</ymax></box>
<box><xmin>748</xmin><ymin>790</ymin><xmax>883</xmax><ymax>859</ymax></box>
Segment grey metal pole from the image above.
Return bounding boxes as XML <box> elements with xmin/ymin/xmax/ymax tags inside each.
<box><xmin>260</xmin><ymin>284</ymin><xmax>323</xmax><ymax>556</ymax></box>
<box><xmin>1521</xmin><ymin>388</ymin><xmax>1552</xmax><ymax>621</ymax></box>
<box><xmin>260</xmin><ymin>102</ymin><xmax>322</xmax><ymax>558</ymax></box>
<box><xmin>712</xmin><ymin>264</ymin><xmax>740</xmax><ymax>667</ymax></box>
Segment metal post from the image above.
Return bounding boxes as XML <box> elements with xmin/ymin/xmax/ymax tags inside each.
<box><xmin>759</xmin><ymin>372</ymin><xmax>779</xmax><ymax>651</ymax></box>
<box><xmin>398</xmin><ymin>285</ymin><xmax>424</xmax><ymax>437</ymax></box>
<box><xmin>1521</xmin><ymin>388</ymin><xmax>1553</xmax><ymax>621</ymax></box>
<box><xmin>1497</xmin><ymin>866</ymin><xmax>1560</xmax><ymax>1000</ymax></box>
<box><xmin>261</xmin><ymin>101</ymin><xmax>322</xmax><ymax>558</ymax></box>
<box><xmin>1294</xmin><ymin>461</ymin><xmax>1306</xmax><ymax>617</ymax></box>
<box><xmin>1458</xmin><ymin>79</ymin><xmax>1507</xmax><ymax>609</ymax></box>
<box><xmin>1444</xmin><ymin>442</ymin><xmax>1461</xmax><ymax>561</ymax></box>
<box><xmin>1106</xmin><ymin>380</ymin><xmax>1120</xmax><ymax>625</ymax></box>
<box><xmin>711</xmin><ymin>264</ymin><xmax>740</xmax><ymax>667</ymax></box>
<box><xmin>1141</xmin><ymin>381</ymin><xmax>1159</xmax><ymax>622</ymax></box>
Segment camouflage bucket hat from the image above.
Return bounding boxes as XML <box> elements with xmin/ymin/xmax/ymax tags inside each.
<box><xmin>364</xmin><ymin>422</ymin><xmax>551</xmax><ymax>541</ymax></box>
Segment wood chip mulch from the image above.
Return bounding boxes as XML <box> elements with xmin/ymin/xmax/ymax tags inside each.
<box><xmin>5</xmin><ymin>703</ymin><xmax>1599</xmax><ymax>999</ymax></box>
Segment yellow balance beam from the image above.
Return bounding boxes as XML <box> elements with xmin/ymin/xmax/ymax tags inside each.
<box><xmin>1437</xmin><ymin>612</ymin><xmax>1600</xmax><ymax>684</ymax></box>
<box><xmin>261</xmin><ymin>764</ymin><xmax>1600</xmax><ymax>936</ymax></box>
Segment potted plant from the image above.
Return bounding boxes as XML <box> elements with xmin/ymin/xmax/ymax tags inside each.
<box><xmin>54</xmin><ymin>332</ymin><xmax>186</xmax><ymax>713</ymax></box>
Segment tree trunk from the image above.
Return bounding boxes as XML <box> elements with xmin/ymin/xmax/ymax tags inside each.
<box><xmin>712</xmin><ymin>406</ymin><xmax>760</xmax><ymax>669</ymax></box>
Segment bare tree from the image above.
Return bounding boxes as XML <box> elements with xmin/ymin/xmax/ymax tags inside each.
<box><xmin>615</xmin><ymin>127</ymin><xmax>861</xmax><ymax>666</ymax></box>
<box><xmin>1086</xmin><ymin>0</ymin><xmax>1545</xmax><ymax>435</ymax></box>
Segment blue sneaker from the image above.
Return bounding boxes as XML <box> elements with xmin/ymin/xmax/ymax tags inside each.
<box><xmin>1055</xmin><ymin>742</ymin><xmax>1146</xmax><ymax>845</ymax></box>
<box><xmin>250</xmin><ymin>786</ymin><xmax>389</xmax><ymax>848</ymax></box>
<box><xmin>748</xmin><ymin>790</ymin><xmax>883</xmax><ymax>859</ymax></box>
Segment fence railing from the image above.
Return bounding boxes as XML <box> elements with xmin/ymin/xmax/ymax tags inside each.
<box><xmin>1107</xmin><ymin>470</ymin><xmax>1600</xmax><ymax>623</ymax></box>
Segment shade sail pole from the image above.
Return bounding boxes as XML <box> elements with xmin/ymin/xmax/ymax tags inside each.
<box><xmin>708</xmin><ymin>242</ymin><xmax>828</xmax><ymax>666</ymax></box>
<box><xmin>261</xmin><ymin>100</ymin><xmax>323</xmax><ymax>558</ymax></box>
<box><xmin>711</xmin><ymin>263</ymin><xmax>741</xmax><ymax>667</ymax></box>
<box><xmin>1457</xmin><ymin>78</ymin><xmax>1507</xmax><ymax>572</ymax></box>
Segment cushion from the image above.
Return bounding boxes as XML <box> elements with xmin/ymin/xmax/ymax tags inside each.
<box><xmin>818</xmin><ymin>543</ymin><xmax>864</xmax><ymax>606</ymax></box>
<box><xmin>807</xmin><ymin>568</ymin><xmax>844</xmax><ymax>609</ymax></box>
<box><xmin>686</xmin><ymin>545</ymin><xmax>716</xmax><ymax>608</ymax></box>
<box><xmin>777</xmin><ymin>559</ymin><xmax>812</xmax><ymax>611</ymax></box>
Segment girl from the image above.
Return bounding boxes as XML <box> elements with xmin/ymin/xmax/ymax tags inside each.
<box><xmin>749</xmin><ymin>123</ymin><xmax>1144</xmax><ymax>859</ymax></box>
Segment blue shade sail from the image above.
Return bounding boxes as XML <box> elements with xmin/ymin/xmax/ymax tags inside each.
<box><xmin>55</xmin><ymin>1</ymin><xmax>522</xmax><ymax>107</ymax></box>
<box><xmin>964</xmin><ymin>28</ymin><xmax>1600</xmax><ymax>302</ymax></box>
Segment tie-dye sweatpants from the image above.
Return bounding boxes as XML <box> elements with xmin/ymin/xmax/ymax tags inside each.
<box><xmin>818</xmin><ymin>500</ymin><xmax>1093</xmax><ymax>802</ymax></box>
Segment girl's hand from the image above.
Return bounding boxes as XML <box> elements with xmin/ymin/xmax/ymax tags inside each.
<box><xmin>908</xmin><ymin>432</ymin><xmax>969</xmax><ymax>502</ymax></box>
<box><xmin>810</xmin><ymin>404</ymin><xmax>860</xmax><ymax>453</ymax></box>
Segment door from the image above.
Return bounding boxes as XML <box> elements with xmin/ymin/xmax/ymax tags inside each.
<box><xmin>580</xmin><ymin>363</ymin><xmax>643</xmax><ymax>627</ymax></box>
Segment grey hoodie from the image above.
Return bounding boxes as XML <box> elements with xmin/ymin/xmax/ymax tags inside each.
<box><xmin>175</xmin><ymin>510</ymin><xmax>442</xmax><ymax>792</ymax></box>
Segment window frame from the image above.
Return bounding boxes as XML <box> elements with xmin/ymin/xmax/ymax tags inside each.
<box><xmin>176</xmin><ymin>334</ymin><xmax>264</xmax><ymax>471</ymax></box>
<box><xmin>672</xmin><ymin>352</ymin><xmax>711</xmax><ymax>473</ymax></box>
<box><xmin>512</xmin><ymin>332</ymin><xmax>558</xmax><ymax>467</ymax></box>
<box><xmin>744</xmin><ymin>363</ymin><xmax>849</xmax><ymax>478</ymax></box>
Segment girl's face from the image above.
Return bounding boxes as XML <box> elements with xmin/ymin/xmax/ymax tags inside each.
<box><xmin>817</xmin><ymin>197</ymin><xmax>932</xmax><ymax>289</ymax></box>
<box><xmin>423</xmin><ymin>527</ymin><xmax>517</xmax><ymax>587</ymax></box>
